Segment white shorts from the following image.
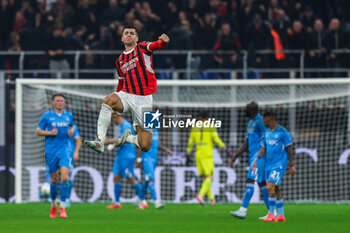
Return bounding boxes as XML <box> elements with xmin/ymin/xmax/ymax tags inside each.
<box><xmin>114</xmin><ymin>91</ymin><xmax>153</xmax><ymax>132</ymax></box>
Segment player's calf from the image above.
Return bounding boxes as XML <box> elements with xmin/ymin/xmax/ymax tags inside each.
<box><xmin>139</xmin><ymin>140</ymin><xmax>151</xmax><ymax>152</ymax></box>
<box><xmin>134</xmin><ymin>127</ymin><xmax>152</xmax><ymax>152</ymax></box>
<box><xmin>265</xmin><ymin>182</ymin><xmax>278</xmax><ymax>217</ymax></box>
<box><xmin>267</xmin><ymin>182</ymin><xmax>276</xmax><ymax>197</ymax></box>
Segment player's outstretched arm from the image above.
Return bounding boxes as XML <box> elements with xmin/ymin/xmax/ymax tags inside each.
<box><xmin>159</xmin><ymin>143</ymin><xmax>173</xmax><ymax>155</ymax></box>
<box><xmin>287</xmin><ymin>145</ymin><xmax>296</xmax><ymax>176</ymax></box>
<box><xmin>105</xmin><ymin>137</ymin><xmax>118</xmax><ymax>144</ymax></box>
<box><xmin>148</xmin><ymin>34</ymin><xmax>170</xmax><ymax>52</ymax></box>
<box><xmin>105</xmin><ymin>137</ymin><xmax>122</xmax><ymax>151</ymax></box>
<box><xmin>158</xmin><ymin>34</ymin><xmax>170</xmax><ymax>43</ymax></box>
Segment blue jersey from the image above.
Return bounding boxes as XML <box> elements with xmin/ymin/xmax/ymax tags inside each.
<box><xmin>246</xmin><ymin>114</ymin><xmax>266</xmax><ymax>163</ymax></box>
<box><xmin>142</xmin><ymin>129</ymin><xmax>159</xmax><ymax>160</ymax></box>
<box><xmin>37</xmin><ymin>110</ymin><xmax>74</xmax><ymax>156</ymax></box>
<box><xmin>262</xmin><ymin>124</ymin><xmax>292</xmax><ymax>169</ymax></box>
<box><xmin>117</xmin><ymin>120</ymin><xmax>136</xmax><ymax>159</ymax></box>
<box><xmin>68</xmin><ymin>124</ymin><xmax>80</xmax><ymax>157</ymax></box>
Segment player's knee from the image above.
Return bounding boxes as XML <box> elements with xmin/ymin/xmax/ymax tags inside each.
<box><xmin>61</xmin><ymin>175</ymin><xmax>69</xmax><ymax>182</ymax></box>
<box><xmin>258</xmin><ymin>181</ymin><xmax>267</xmax><ymax>187</ymax></box>
<box><xmin>102</xmin><ymin>95</ymin><xmax>115</xmax><ymax>107</ymax></box>
<box><xmin>51</xmin><ymin>173</ymin><xmax>59</xmax><ymax>184</ymax></box>
<box><xmin>114</xmin><ymin>175</ymin><xmax>121</xmax><ymax>183</ymax></box>
<box><xmin>275</xmin><ymin>186</ymin><xmax>282</xmax><ymax>198</ymax></box>
<box><xmin>127</xmin><ymin>177</ymin><xmax>135</xmax><ymax>184</ymax></box>
<box><xmin>246</xmin><ymin>178</ymin><xmax>254</xmax><ymax>184</ymax></box>
<box><xmin>51</xmin><ymin>177</ymin><xmax>58</xmax><ymax>184</ymax></box>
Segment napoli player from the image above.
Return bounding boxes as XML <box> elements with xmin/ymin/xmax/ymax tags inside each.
<box><xmin>138</xmin><ymin>128</ymin><xmax>172</xmax><ymax>209</ymax></box>
<box><xmin>230</xmin><ymin>102</ymin><xmax>270</xmax><ymax>219</ymax></box>
<box><xmin>105</xmin><ymin>112</ymin><xmax>143</xmax><ymax>209</ymax></box>
<box><xmin>252</xmin><ymin>111</ymin><xmax>296</xmax><ymax>222</ymax></box>
<box><xmin>36</xmin><ymin>93</ymin><xmax>74</xmax><ymax>219</ymax></box>
<box><xmin>40</xmin><ymin>124</ymin><xmax>81</xmax><ymax>206</ymax></box>
<box><xmin>65</xmin><ymin>124</ymin><xmax>82</xmax><ymax>208</ymax></box>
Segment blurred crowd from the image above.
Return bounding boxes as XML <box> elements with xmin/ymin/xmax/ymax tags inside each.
<box><xmin>1</xmin><ymin>0</ymin><xmax>350</xmax><ymax>78</ymax></box>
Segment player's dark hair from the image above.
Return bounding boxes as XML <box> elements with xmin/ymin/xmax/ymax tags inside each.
<box><xmin>263</xmin><ymin>111</ymin><xmax>276</xmax><ymax>119</ymax></box>
<box><xmin>122</xmin><ymin>26</ymin><xmax>138</xmax><ymax>35</ymax></box>
<box><xmin>246</xmin><ymin>101</ymin><xmax>259</xmax><ymax>115</ymax></box>
<box><xmin>198</xmin><ymin>110</ymin><xmax>209</xmax><ymax>119</ymax></box>
<box><xmin>52</xmin><ymin>93</ymin><xmax>66</xmax><ymax>101</ymax></box>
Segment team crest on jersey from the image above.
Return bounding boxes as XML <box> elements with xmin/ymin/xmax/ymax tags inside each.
<box><xmin>50</xmin><ymin>117</ymin><xmax>55</xmax><ymax>121</ymax></box>
<box><xmin>274</xmin><ymin>134</ymin><xmax>279</xmax><ymax>138</ymax></box>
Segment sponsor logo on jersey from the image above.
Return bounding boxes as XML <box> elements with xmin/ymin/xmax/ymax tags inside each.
<box><xmin>56</xmin><ymin>122</ymin><xmax>70</xmax><ymax>127</ymax></box>
<box><xmin>267</xmin><ymin>140</ymin><xmax>278</xmax><ymax>145</ymax></box>
<box><xmin>121</xmin><ymin>58</ymin><xmax>139</xmax><ymax>72</ymax></box>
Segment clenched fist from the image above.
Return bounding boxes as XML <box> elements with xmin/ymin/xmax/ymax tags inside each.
<box><xmin>159</xmin><ymin>34</ymin><xmax>170</xmax><ymax>43</ymax></box>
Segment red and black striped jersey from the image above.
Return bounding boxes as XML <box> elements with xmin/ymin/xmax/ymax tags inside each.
<box><xmin>116</xmin><ymin>40</ymin><xmax>167</xmax><ymax>96</ymax></box>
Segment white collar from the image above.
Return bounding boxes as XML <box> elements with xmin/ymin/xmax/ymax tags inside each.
<box><xmin>123</xmin><ymin>48</ymin><xmax>135</xmax><ymax>54</ymax></box>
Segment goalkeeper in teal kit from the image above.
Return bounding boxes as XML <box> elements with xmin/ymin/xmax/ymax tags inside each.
<box><xmin>252</xmin><ymin>111</ymin><xmax>296</xmax><ymax>222</ymax></box>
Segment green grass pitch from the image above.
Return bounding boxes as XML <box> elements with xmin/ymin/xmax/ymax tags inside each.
<box><xmin>1</xmin><ymin>203</ymin><xmax>349</xmax><ymax>233</ymax></box>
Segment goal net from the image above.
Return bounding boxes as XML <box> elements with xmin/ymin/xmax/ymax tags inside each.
<box><xmin>15</xmin><ymin>79</ymin><xmax>350</xmax><ymax>203</ymax></box>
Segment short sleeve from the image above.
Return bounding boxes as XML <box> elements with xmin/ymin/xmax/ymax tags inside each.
<box><xmin>37</xmin><ymin>113</ymin><xmax>48</xmax><ymax>130</ymax></box>
<box><xmin>282</xmin><ymin>131</ymin><xmax>293</xmax><ymax>147</ymax></box>
<box><xmin>259</xmin><ymin>120</ymin><xmax>266</xmax><ymax>133</ymax></box>
<box><xmin>73</xmin><ymin>125</ymin><xmax>80</xmax><ymax>138</ymax></box>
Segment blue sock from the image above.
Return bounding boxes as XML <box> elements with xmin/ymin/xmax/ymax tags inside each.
<box><xmin>67</xmin><ymin>179</ymin><xmax>73</xmax><ymax>199</ymax></box>
<box><xmin>140</xmin><ymin>181</ymin><xmax>149</xmax><ymax>201</ymax></box>
<box><xmin>60</xmin><ymin>181</ymin><xmax>68</xmax><ymax>203</ymax></box>
<box><xmin>148</xmin><ymin>180</ymin><xmax>157</xmax><ymax>201</ymax></box>
<box><xmin>132</xmin><ymin>181</ymin><xmax>141</xmax><ymax>198</ymax></box>
<box><xmin>50</xmin><ymin>183</ymin><xmax>58</xmax><ymax>200</ymax></box>
<box><xmin>269</xmin><ymin>197</ymin><xmax>276</xmax><ymax>214</ymax></box>
<box><xmin>241</xmin><ymin>183</ymin><xmax>254</xmax><ymax>208</ymax></box>
<box><xmin>276</xmin><ymin>199</ymin><xmax>284</xmax><ymax>216</ymax></box>
<box><xmin>114</xmin><ymin>182</ymin><xmax>121</xmax><ymax>203</ymax></box>
<box><xmin>260</xmin><ymin>186</ymin><xmax>270</xmax><ymax>210</ymax></box>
